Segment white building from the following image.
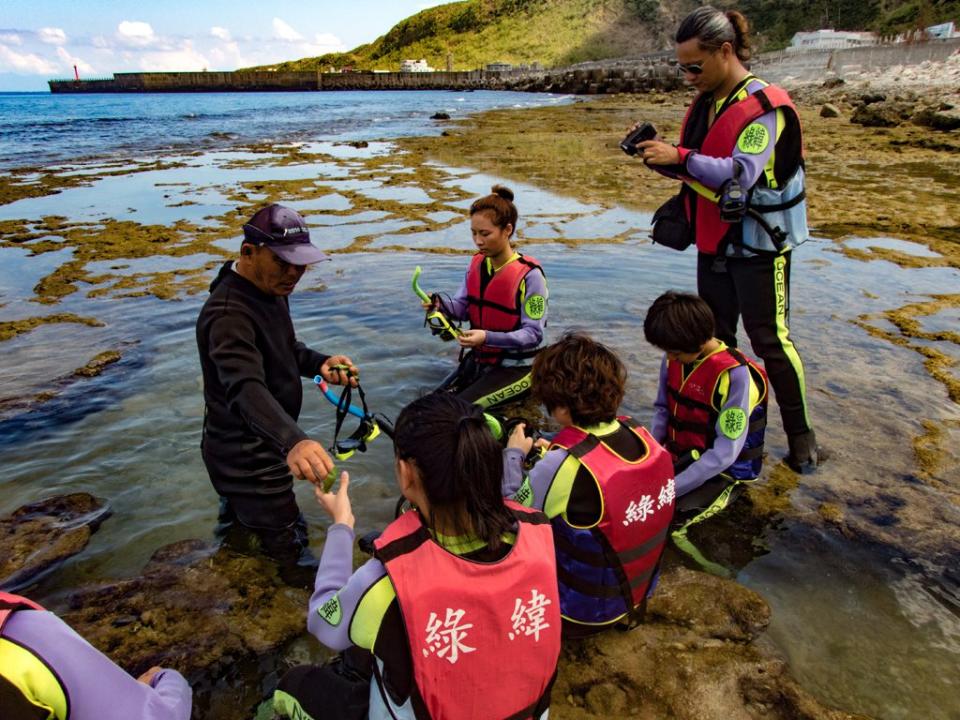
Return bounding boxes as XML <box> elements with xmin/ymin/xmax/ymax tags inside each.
<box><xmin>925</xmin><ymin>22</ymin><xmax>957</xmax><ymax>39</ymax></box>
<box><xmin>485</xmin><ymin>62</ymin><xmax>513</xmax><ymax>72</ymax></box>
<box><xmin>400</xmin><ymin>59</ymin><xmax>434</xmax><ymax>72</ymax></box>
<box><xmin>788</xmin><ymin>29</ymin><xmax>878</xmax><ymax>52</ymax></box>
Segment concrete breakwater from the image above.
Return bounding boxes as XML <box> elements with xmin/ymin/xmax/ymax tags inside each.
<box><xmin>47</xmin><ymin>64</ymin><xmax>684</xmax><ymax>95</ymax></box>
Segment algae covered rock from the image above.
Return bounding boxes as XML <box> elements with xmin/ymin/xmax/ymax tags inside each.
<box><xmin>63</xmin><ymin>539</ymin><xmax>310</xmax><ymax>720</ymax></box>
<box><xmin>552</xmin><ymin>567</ymin><xmax>870</xmax><ymax>720</ymax></box>
<box><xmin>0</xmin><ymin>492</ymin><xmax>111</xmax><ymax>591</ymax></box>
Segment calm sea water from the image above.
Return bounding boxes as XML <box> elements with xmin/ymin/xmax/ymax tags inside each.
<box><xmin>0</xmin><ymin>91</ymin><xmax>958</xmax><ymax>719</ymax></box>
<box><xmin>0</xmin><ymin>90</ymin><xmax>572</xmax><ymax>170</ymax></box>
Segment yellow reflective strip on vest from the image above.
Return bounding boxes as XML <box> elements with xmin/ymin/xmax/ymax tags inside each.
<box><xmin>543</xmin><ymin>454</ymin><xmax>584</xmax><ymax>521</ymax></box>
<box><xmin>348</xmin><ymin>575</ymin><xmax>396</xmax><ymax>651</ymax></box>
<box><xmin>762</xmin><ymin>108</ymin><xmax>785</xmax><ymax>189</ymax></box>
<box><xmin>684</xmin><ymin>178</ymin><xmax>720</xmax><ymax>203</ymax></box>
<box><xmin>0</xmin><ymin>637</ymin><xmax>66</xmax><ymax>720</ymax></box>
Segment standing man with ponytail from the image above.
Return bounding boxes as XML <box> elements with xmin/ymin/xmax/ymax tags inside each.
<box><xmin>635</xmin><ymin>7</ymin><xmax>821</xmax><ymax>472</ymax></box>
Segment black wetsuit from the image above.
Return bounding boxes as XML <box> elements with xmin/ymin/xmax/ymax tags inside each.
<box><xmin>196</xmin><ymin>261</ymin><xmax>328</xmax><ymax>559</ymax></box>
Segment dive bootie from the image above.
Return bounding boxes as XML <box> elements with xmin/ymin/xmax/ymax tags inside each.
<box><xmin>785</xmin><ymin>429</ymin><xmax>823</xmax><ymax>474</ymax></box>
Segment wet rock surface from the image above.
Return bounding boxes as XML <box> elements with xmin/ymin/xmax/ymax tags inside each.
<box><xmin>552</xmin><ymin>567</ymin><xmax>867</xmax><ymax>720</ymax></box>
<box><xmin>63</xmin><ymin>539</ymin><xmax>310</xmax><ymax>720</ymax></box>
<box><xmin>0</xmin><ymin>493</ymin><xmax>111</xmax><ymax>591</ymax></box>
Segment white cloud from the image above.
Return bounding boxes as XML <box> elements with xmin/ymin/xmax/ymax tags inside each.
<box><xmin>56</xmin><ymin>46</ymin><xmax>95</xmax><ymax>74</ymax></box>
<box><xmin>210</xmin><ymin>26</ymin><xmax>232</xmax><ymax>42</ymax></box>
<box><xmin>272</xmin><ymin>18</ymin><xmax>303</xmax><ymax>43</ymax></box>
<box><xmin>139</xmin><ymin>40</ymin><xmax>210</xmax><ymax>72</ymax></box>
<box><xmin>117</xmin><ymin>20</ymin><xmax>156</xmax><ymax>47</ymax></box>
<box><xmin>38</xmin><ymin>27</ymin><xmax>67</xmax><ymax>45</ymax></box>
<box><xmin>0</xmin><ymin>44</ymin><xmax>58</xmax><ymax>74</ymax></box>
<box><xmin>313</xmin><ymin>33</ymin><xmax>342</xmax><ymax>48</ymax></box>
<box><xmin>0</xmin><ymin>32</ymin><xmax>23</xmax><ymax>46</ymax></box>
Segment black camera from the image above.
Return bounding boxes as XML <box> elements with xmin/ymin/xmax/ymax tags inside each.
<box><xmin>718</xmin><ymin>163</ymin><xmax>748</xmax><ymax>223</ymax></box>
<box><xmin>718</xmin><ymin>179</ymin><xmax>747</xmax><ymax>223</ymax></box>
<box><xmin>620</xmin><ymin>122</ymin><xmax>657</xmax><ymax>156</ymax></box>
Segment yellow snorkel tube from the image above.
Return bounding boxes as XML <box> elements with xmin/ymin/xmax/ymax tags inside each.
<box><xmin>412</xmin><ymin>266</ymin><xmax>462</xmax><ymax>341</ymax></box>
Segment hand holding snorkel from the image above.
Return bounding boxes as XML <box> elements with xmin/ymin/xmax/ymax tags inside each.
<box><xmin>412</xmin><ymin>266</ymin><xmax>463</xmax><ymax>341</ymax></box>
<box><xmin>319</xmin><ymin>356</ymin><xmax>359</xmax><ymax>387</ymax></box>
<box><xmin>314</xmin><ymin>469</ymin><xmax>355</xmax><ymax>529</ymax></box>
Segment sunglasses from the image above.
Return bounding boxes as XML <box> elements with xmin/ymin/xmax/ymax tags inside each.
<box><xmin>677</xmin><ymin>61</ymin><xmax>706</xmax><ymax>75</ymax></box>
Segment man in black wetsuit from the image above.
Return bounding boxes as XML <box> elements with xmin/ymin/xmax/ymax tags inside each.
<box><xmin>196</xmin><ymin>204</ymin><xmax>358</xmax><ymax>568</ymax></box>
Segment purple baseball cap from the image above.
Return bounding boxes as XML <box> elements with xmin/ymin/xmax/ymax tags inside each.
<box><xmin>242</xmin><ymin>204</ymin><xmax>330</xmax><ymax>265</ymax></box>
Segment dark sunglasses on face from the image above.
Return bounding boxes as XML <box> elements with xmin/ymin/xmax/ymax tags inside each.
<box><xmin>678</xmin><ymin>61</ymin><xmax>705</xmax><ymax>75</ymax></box>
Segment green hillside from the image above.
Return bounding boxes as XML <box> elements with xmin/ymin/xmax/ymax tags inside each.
<box><xmin>259</xmin><ymin>0</ymin><xmax>674</xmax><ymax>72</ymax></box>
<box><xmin>253</xmin><ymin>0</ymin><xmax>959</xmax><ymax>72</ymax></box>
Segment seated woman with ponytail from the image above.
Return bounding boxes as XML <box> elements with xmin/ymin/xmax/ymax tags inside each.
<box><xmin>427</xmin><ymin>185</ymin><xmax>548</xmax><ymax>409</ymax></box>
<box><xmin>274</xmin><ymin>392</ymin><xmax>561</xmax><ymax>720</ymax></box>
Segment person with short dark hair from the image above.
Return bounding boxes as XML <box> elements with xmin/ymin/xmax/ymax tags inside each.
<box><xmin>196</xmin><ymin>204</ymin><xmax>359</xmax><ymax>571</ymax></box>
<box><xmin>503</xmin><ymin>332</ymin><xmax>675</xmax><ymax>636</ymax></box>
<box><xmin>643</xmin><ymin>291</ymin><xmax>768</xmax><ymax>558</ymax></box>
<box><xmin>0</xmin><ymin>592</ymin><xmax>191</xmax><ymax>720</ymax></box>
<box><xmin>633</xmin><ymin>5</ymin><xmax>820</xmax><ymax>472</ymax></box>
<box><xmin>425</xmin><ymin>185</ymin><xmax>548</xmax><ymax>409</ymax></box>
<box><xmin>274</xmin><ymin>392</ymin><xmax>561</xmax><ymax>720</ymax></box>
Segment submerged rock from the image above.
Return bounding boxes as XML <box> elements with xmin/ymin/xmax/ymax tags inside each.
<box><xmin>0</xmin><ymin>493</ymin><xmax>111</xmax><ymax>591</ymax></box>
<box><xmin>552</xmin><ymin>567</ymin><xmax>869</xmax><ymax>719</ymax></box>
<box><xmin>63</xmin><ymin>539</ymin><xmax>310</xmax><ymax>720</ymax></box>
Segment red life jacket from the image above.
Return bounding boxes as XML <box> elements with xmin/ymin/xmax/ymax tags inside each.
<box><xmin>465</xmin><ymin>253</ymin><xmax>543</xmax><ymax>364</ymax></box>
<box><xmin>373</xmin><ymin>500</ymin><xmax>561</xmax><ymax>720</ymax></box>
<box><xmin>678</xmin><ymin>83</ymin><xmax>802</xmax><ymax>254</ymax></box>
<box><xmin>549</xmin><ymin>418</ymin><xmax>675</xmax><ymax>624</ymax></box>
<box><xmin>0</xmin><ymin>592</ymin><xmax>43</xmax><ymax>631</ymax></box>
<box><xmin>666</xmin><ymin>346</ymin><xmax>768</xmax><ymax>471</ymax></box>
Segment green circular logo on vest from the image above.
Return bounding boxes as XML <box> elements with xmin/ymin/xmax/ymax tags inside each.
<box><xmin>737</xmin><ymin>123</ymin><xmax>770</xmax><ymax>154</ymax></box>
<box><xmin>719</xmin><ymin>407</ymin><xmax>748</xmax><ymax>440</ymax></box>
<box><xmin>524</xmin><ymin>294</ymin><xmax>546</xmax><ymax>320</ymax></box>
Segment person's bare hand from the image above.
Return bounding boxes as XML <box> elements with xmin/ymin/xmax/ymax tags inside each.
<box><xmin>507</xmin><ymin>423</ymin><xmax>534</xmax><ymax>455</ymax></box>
<box><xmin>287</xmin><ymin>439</ymin><xmax>335</xmax><ymax>485</ymax></box>
<box><xmin>320</xmin><ymin>355</ymin><xmax>359</xmax><ymax>387</ymax></box>
<box><xmin>636</xmin><ymin>140</ymin><xmax>680</xmax><ymax>166</ymax></box>
<box><xmin>457</xmin><ymin>329</ymin><xmax>486</xmax><ymax>348</ymax></box>
<box><xmin>315</xmin><ymin>471</ymin><xmax>355</xmax><ymax>528</ymax></box>
<box><xmin>137</xmin><ymin>666</ymin><xmax>163</xmax><ymax>685</ymax></box>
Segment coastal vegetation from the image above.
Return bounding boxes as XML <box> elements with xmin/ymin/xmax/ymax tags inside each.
<box><xmin>252</xmin><ymin>0</ymin><xmax>960</xmax><ymax>72</ymax></box>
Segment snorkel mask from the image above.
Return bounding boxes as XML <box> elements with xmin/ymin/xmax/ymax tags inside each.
<box><xmin>314</xmin><ymin>370</ymin><xmax>394</xmax><ymax>491</ymax></box>
<box><xmin>412</xmin><ymin>266</ymin><xmax>462</xmax><ymax>342</ymax></box>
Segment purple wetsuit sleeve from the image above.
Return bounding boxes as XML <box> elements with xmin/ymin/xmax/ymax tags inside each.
<box><xmin>502</xmin><ymin>446</ymin><xmax>567</xmax><ymax>514</ymax></box>
<box><xmin>675</xmin><ymin>365</ymin><xmax>752</xmax><ymax>496</ymax></box>
<box><xmin>4</xmin><ymin>611</ymin><xmax>192</xmax><ymax>720</ymax></box>
<box><xmin>483</xmin><ymin>268</ymin><xmax>547</xmax><ymax>350</ymax></box>
<box><xmin>650</xmin><ymin>357</ymin><xmax>669</xmax><ymax>444</ymax></box>
<box><xmin>306</xmin><ymin>522</ymin><xmax>388</xmax><ymax>652</ymax></box>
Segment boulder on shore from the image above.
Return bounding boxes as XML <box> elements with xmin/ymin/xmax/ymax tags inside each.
<box><xmin>551</xmin><ymin>566</ymin><xmax>869</xmax><ymax>719</ymax></box>
<box><xmin>0</xmin><ymin>493</ymin><xmax>111</xmax><ymax>591</ymax></box>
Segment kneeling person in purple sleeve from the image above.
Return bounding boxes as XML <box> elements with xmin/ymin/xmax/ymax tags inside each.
<box><xmin>644</xmin><ymin>291</ymin><xmax>768</xmax><ymax>573</ymax></box>
<box><xmin>274</xmin><ymin>392</ymin><xmax>561</xmax><ymax>720</ymax></box>
<box><xmin>0</xmin><ymin>592</ymin><xmax>191</xmax><ymax>720</ymax></box>
<box><xmin>504</xmin><ymin>332</ymin><xmax>675</xmax><ymax>637</ymax></box>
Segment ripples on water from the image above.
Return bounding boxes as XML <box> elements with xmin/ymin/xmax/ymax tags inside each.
<box><xmin>0</xmin><ymin>93</ymin><xmax>958</xmax><ymax>719</ymax></box>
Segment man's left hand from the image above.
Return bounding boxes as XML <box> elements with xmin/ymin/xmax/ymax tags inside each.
<box><xmin>321</xmin><ymin>355</ymin><xmax>359</xmax><ymax>387</ymax></box>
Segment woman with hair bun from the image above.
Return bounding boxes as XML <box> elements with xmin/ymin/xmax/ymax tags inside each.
<box><xmin>273</xmin><ymin>392</ymin><xmax>561</xmax><ymax>720</ymax></box>
<box><xmin>633</xmin><ymin>6</ymin><xmax>821</xmax><ymax>472</ymax></box>
<box><xmin>425</xmin><ymin>184</ymin><xmax>548</xmax><ymax>409</ymax></box>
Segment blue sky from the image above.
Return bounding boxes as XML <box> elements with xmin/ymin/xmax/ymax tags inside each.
<box><xmin>0</xmin><ymin>0</ymin><xmax>451</xmax><ymax>90</ymax></box>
